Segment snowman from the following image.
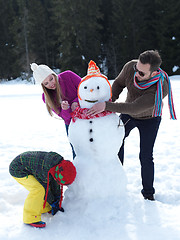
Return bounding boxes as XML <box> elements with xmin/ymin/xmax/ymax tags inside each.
<box><xmin>64</xmin><ymin>61</ymin><xmax>126</xmax><ymax>213</ymax></box>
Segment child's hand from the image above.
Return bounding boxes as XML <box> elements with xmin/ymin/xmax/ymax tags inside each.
<box><xmin>61</xmin><ymin>101</ymin><xmax>69</xmax><ymax>110</ymax></box>
<box><xmin>50</xmin><ymin>200</ymin><xmax>59</xmax><ymax>215</ymax></box>
<box><xmin>50</xmin><ymin>200</ymin><xmax>64</xmax><ymax>215</ymax></box>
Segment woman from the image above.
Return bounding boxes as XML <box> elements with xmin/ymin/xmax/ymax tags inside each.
<box><xmin>31</xmin><ymin>63</ymin><xmax>81</xmax><ymax>158</ymax></box>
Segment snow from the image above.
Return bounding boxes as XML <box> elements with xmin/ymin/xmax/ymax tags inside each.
<box><xmin>172</xmin><ymin>66</ymin><xmax>179</xmax><ymax>72</ymax></box>
<box><xmin>0</xmin><ymin>76</ymin><xmax>180</xmax><ymax>240</ymax></box>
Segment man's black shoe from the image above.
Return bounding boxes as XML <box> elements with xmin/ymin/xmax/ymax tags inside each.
<box><xmin>144</xmin><ymin>195</ymin><xmax>155</xmax><ymax>201</ymax></box>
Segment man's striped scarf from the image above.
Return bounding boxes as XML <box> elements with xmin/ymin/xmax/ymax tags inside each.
<box><xmin>134</xmin><ymin>68</ymin><xmax>177</xmax><ymax>119</ymax></box>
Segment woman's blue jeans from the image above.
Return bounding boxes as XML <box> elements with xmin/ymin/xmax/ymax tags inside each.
<box><xmin>65</xmin><ymin>124</ymin><xmax>76</xmax><ymax>159</ymax></box>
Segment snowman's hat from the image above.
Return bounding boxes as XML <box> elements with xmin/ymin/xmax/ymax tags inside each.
<box><xmin>82</xmin><ymin>60</ymin><xmax>108</xmax><ymax>81</ymax></box>
<box><xmin>78</xmin><ymin>60</ymin><xmax>112</xmax><ymax>100</ymax></box>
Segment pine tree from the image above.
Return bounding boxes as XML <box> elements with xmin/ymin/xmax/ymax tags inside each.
<box><xmin>9</xmin><ymin>0</ymin><xmax>31</xmax><ymax>78</ymax></box>
<box><xmin>102</xmin><ymin>0</ymin><xmax>160</xmax><ymax>78</ymax></box>
<box><xmin>0</xmin><ymin>0</ymin><xmax>21</xmax><ymax>79</ymax></box>
<box><xmin>28</xmin><ymin>0</ymin><xmax>58</xmax><ymax>68</ymax></box>
<box><xmin>1</xmin><ymin>0</ymin><xmax>179</xmax><ymax>80</ymax></box>
<box><xmin>155</xmin><ymin>0</ymin><xmax>180</xmax><ymax>75</ymax></box>
<box><xmin>51</xmin><ymin>0</ymin><xmax>103</xmax><ymax>76</ymax></box>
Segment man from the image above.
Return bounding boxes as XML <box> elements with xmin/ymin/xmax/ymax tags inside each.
<box><xmin>87</xmin><ymin>50</ymin><xmax>176</xmax><ymax>200</ymax></box>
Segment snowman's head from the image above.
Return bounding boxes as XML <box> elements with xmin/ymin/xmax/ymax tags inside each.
<box><xmin>78</xmin><ymin>61</ymin><xmax>112</xmax><ymax>108</ymax></box>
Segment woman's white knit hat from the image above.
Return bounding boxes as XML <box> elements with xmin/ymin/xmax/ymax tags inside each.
<box><xmin>30</xmin><ymin>63</ymin><xmax>57</xmax><ymax>84</ymax></box>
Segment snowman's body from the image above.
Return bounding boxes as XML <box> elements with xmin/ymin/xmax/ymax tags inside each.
<box><xmin>68</xmin><ymin>114</ymin><xmax>126</xmax><ymax>200</ymax></box>
<box><xmin>65</xmin><ymin>62</ymin><xmax>126</xmax><ymax>208</ymax></box>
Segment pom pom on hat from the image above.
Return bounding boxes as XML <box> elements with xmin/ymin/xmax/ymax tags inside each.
<box><xmin>30</xmin><ymin>62</ymin><xmax>57</xmax><ymax>84</ymax></box>
<box><xmin>30</xmin><ymin>63</ymin><xmax>38</xmax><ymax>72</ymax></box>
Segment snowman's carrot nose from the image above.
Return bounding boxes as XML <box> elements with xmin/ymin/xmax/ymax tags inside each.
<box><xmin>90</xmin><ymin>89</ymin><xmax>94</xmax><ymax>92</ymax></box>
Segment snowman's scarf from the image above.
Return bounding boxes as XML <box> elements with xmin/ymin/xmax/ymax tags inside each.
<box><xmin>134</xmin><ymin>68</ymin><xmax>177</xmax><ymax>119</ymax></box>
<box><xmin>71</xmin><ymin>106</ymin><xmax>113</xmax><ymax>122</ymax></box>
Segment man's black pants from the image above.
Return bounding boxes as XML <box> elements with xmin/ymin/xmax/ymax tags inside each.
<box><xmin>118</xmin><ymin>114</ymin><xmax>161</xmax><ymax>197</ymax></box>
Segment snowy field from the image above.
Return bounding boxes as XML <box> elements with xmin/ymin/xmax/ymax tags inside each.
<box><xmin>0</xmin><ymin>76</ymin><xmax>179</xmax><ymax>240</ymax></box>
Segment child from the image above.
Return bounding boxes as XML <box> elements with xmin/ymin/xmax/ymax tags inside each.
<box><xmin>9</xmin><ymin>151</ymin><xmax>76</xmax><ymax>228</ymax></box>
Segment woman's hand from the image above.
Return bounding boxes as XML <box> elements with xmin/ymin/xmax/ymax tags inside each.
<box><xmin>61</xmin><ymin>101</ymin><xmax>70</xmax><ymax>110</ymax></box>
<box><xmin>71</xmin><ymin>102</ymin><xmax>79</xmax><ymax>111</ymax></box>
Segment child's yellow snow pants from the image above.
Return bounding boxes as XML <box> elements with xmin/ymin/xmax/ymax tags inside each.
<box><xmin>13</xmin><ymin>175</ymin><xmax>51</xmax><ymax>224</ymax></box>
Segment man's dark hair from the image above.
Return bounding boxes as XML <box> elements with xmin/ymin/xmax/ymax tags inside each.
<box><xmin>139</xmin><ymin>50</ymin><xmax>162</xmax><ymax>72</ymax></box>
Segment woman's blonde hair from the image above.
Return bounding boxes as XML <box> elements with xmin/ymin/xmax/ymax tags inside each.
<box><xmin>42</xmin><ymin>74</ymin><xmax>64</xmax><ymax>116</ymax></box>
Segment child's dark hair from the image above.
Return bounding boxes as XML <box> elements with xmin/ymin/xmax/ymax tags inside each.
<box><xmin>139</xmin><ymin>50</ymin><xmax>162</xmax><ymax>72</ymax></box>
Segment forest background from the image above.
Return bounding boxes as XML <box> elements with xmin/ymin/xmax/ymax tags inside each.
<box><xmin>0</xmin><ymin>0</ymin><xmax>180</xmax><ymax>81</ymax></box>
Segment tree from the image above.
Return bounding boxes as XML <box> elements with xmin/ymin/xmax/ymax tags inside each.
<box><xmin>28</xmin><ymin>0</ymin><xmax>58</xmax><ymax>68</ymax></box>
<box><xmin>51</xmin><ymin>0</ymin><xmax>103</xmax><ymax>76</ymax></box>
<box><xmin>9</xmin><ymin>0</ymin><xmax>33</xmax><ymax>79</ymax></box>
<box><xmin>155</xmin><ymin>0</ymin><xmax>180</xmax><ymax>75</ymax></box>
<box><xmin>0</xmin><ymin>0</ymin><xmax>21</xmax><ymax>79</ymax></box>
<box><xmin>0</xmin><ymin>0</ymin><xmax>179</xmax><ymax>80</ymax></box>
<box><xmin>102</xmin><ymin>0</ymin><xmax>160</xmax><ymax>78</ymax></box>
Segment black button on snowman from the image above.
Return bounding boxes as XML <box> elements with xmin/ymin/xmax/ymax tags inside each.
<box><xmin>89</xmin><ymin>120</ymin><xmax>93</xmax><ymax>142</ymax></box>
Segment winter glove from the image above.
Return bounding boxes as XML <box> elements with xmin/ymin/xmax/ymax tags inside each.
<box><xmin>50</xmin><ymin>200</ymin><xmax>64</xmax><ymax>216</ymax></box>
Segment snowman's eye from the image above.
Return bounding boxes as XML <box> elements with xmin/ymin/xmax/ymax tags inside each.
<box><xmin>97</xmin><ymin>86</ymin><xmax>100</xmax><ymax>89</ymax></box>
<box><xmin>84</xmin><ymin>86</ymin><xmax>87</xmax><ymax>89</ymax></box>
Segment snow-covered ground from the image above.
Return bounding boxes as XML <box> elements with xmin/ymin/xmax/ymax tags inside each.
<box><xmin>0</xmin><ymin>76</ymin><xmax>179</xmax><ymax>240</ymax></box>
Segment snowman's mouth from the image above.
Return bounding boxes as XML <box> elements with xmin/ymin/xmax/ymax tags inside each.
<box><xmin>85</xmin><ymin>99</ymin><xmax>98</xmax><ymax>103</ymax></box>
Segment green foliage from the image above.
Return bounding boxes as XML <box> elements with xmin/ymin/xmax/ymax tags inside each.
<box><xmin>155</xmin><ymin>0</ymin><xmax>180</xmax><ymax>74</ymax></box>
<box><xmin>0</xmin><ymin>0</ymin><xmax>21</xmax><ymax>79</ymax></box>
<box><xmin>102</xmin><ymin>0</ymin><xmax>160</xmax><ymax>78</ymax></box>
<box><xmin>28</xmin><ymin>0</ymin><xmax>58</xmax><ymax>67</ymax></box>
<box><xmin>0</xmin><ymin>0</ymin><xmax>179</xmax><ymax>80</ymax></box>
<box><xmin>51</xmin><ymin>0</ymin><xmax>103</xmax><ymax>76</ymax></box>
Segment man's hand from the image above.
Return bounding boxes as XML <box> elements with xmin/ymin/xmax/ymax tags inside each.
<box><xmin>87</xmin><ymin>102</ymin><xmax>106</xmax><ymax>115</ymax></box>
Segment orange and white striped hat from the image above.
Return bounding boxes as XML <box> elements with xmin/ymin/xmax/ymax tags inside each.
<box><xmin>82</xmin><ymin>60</ymin><xmax>108</xmax><ymax>81</ymax></box>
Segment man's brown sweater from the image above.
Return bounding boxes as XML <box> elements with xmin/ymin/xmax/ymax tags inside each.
<box><xmin>105</xmin><ymin>60</ymin><xmax>168</xmax><ymax>119</ymax></box>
